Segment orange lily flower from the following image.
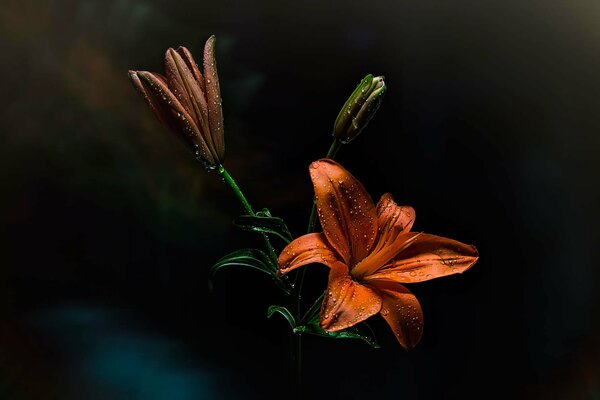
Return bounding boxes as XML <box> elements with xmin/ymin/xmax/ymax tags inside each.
<box><xmin>278</xmin><ymin>159</ymin><xmax>478</xmax><ymax>349</ymax></box>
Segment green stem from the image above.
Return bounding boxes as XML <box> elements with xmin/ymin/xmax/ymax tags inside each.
<box><xmin>218</xmin><ymin>165</ymin><xmax>280</xmax><ymax>272</ymax></box>
<box><xmin>219</xmin><ymin>165</ymin><xmax>254</xmax><ymax>215</ymax></box>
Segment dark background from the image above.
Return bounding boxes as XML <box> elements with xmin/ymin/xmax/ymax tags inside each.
<box><xmin>1</xmin><ymin>0</ymin><xmax>599</xmax><ymax>399</ymax></box>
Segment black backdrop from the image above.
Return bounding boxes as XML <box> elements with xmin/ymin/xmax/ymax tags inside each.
<box><xmin>1</xmin><ymin>0</ymin><xmax>599</xmax><ymax>399</ymax></box>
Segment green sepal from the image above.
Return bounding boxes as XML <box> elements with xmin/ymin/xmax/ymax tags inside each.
<box><xmin>294</xmin><ymin>318</ymin><xmax>380</xmax><ymax>348</ymax></box>
<box><xmin>333</xmin><ymin>74</ymin><xmax>374</xmax><ymax>138</ymax></box>
<box><xmin>332</xmin><ymin>74</ymin><xmax>386</xmax><ymax>144</ymax></box>
<box><xmin>233</xmin><ymin>209</ymin><xmax>293</xmax><ymax>243</ymax></box>
<box><xmin>209</xmin><ymin>248</ymin><xmax>276</xmax><ymax>291</ymax></box>
<box><xmin>267</xmin><ymin>305</ymin><xmax>296</xmax><ymax>328</ymax></box>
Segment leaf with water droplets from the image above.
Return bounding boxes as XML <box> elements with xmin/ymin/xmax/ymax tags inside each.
<box><xmin>294</xmin><ymin>318</ymin><xmax>380</xmax><ymax>348</ymax></box>
<box><xmin>209</xmin><ymin>248</ymin><xmax>277</xmax><ymax>292</ymax></box>
<box><xmin>233</xmin><ymin>212</ymin><xmax>293</xmax><ymax>243</ymax></box>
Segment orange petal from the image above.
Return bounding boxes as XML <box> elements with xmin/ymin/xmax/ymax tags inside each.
<box><xmin>364</xmin><ymin>233</ymin><xmax>479</xmax><ymax>284</ymax></box>
<box><xmin>376</xmin><ymin>193</ymin><xmax>415</xmax><ymax>235</ymax></box>
<box><xmin>352</xmin><ymin>232</ymin><xmax>422</xmax><ymax>279</ymax></box>
<box><xmin>309</xmin><ymin>159</ymin><xmax>378</xmax><ymax>266</ymax></box>
<box><xmin>320</xmin><ymin>262</ymin><xmax>382</xmax><ymax>331</ymax></box>
<box><xmin>351</xmin><ymin>194</ymin><xmax>416</xmax><ymax>278</ymax></box>
<box><xmin>278</xmin><ymin>233</ymin><xmax>340</xmax><ymax>276</ymax></box>
<box><xmin>369</xmin><ymin>280</ymin><xmax>423</xmax><ymax>349</ymax></box>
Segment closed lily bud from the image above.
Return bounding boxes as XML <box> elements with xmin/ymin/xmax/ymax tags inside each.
<box><xmin>333</xmin><ymin>74</ymin><xmax>386</xmax><ymax>144</ymax></box>
<box><xmin>129</xmin><ymin>35</ymin><xmax>225</xmax><ymax>169</ymax></box>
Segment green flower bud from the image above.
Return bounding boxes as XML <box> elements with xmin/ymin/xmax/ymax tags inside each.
<box><xmin>333</xmin><ymin>75</ymin><xmax>386</xmax><ymax>144</ymax></box>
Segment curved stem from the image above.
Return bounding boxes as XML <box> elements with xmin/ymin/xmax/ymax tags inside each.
<box><xmin>326</xmin><ymin>138</ymin><xmax>343</xmax><ymax>160</ymax></box>
<box><xmin>218</xmin><ymin>165</ymin><xmax>280</xmax><ymax>271</ymax></box>
<box><xmin>219</xmin><ymin>165</ymin><xmax>254</xmax><ymax>215</ymax></box>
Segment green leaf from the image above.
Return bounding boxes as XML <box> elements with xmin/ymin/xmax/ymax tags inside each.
<box><xmin>267</xmin><ymin>305</ymin><xmax>296</xmax><ymax>328</ymax></box>
<box><xmin>300</xmin><ymin>291</ymin><xmax>325</xmax><ymax>324</ymax></box>
<box><xmin>233</xmin><ymin>210</ymin><xmax>293</xmax><ymax>243</ymax></box>
<box><xmin>209</xmin><ymin>248</ymin><xmax>276</xmax><ymax>291</ymax></box>
<box><xmin>294</xmin><ymin>319</ymin><xmax>380</xmax><ymax>348</ymax></box>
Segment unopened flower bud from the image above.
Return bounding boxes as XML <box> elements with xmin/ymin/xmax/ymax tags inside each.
<box><xmin>333</xmin><ymin>74</ymin><xmax>386</xmax><ymax>144</ymax></box>
<box><xmin>129</xmin><ymin>35</ymin><xmax>225</xmax><ymax>169</ymax></box>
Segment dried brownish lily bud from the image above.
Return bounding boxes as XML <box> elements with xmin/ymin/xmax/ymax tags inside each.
<box><xmin>333</xmin><ymin>74</ymin><xmax>386</xmax><ymax>144</ymax></box>
<box><xmin>129</xmin><ymin>35</ymin><xmax>225</xmax><ymax>169</ymax></box>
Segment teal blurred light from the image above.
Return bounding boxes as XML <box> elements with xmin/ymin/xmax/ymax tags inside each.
<box><xmin>35</xmin><ymin>307</ymin><xmax>231</xmax><ymax>400</ymax></box>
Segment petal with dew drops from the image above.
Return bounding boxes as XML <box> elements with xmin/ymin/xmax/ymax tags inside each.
<box><xmin>320</xmin><ymin>262</ymin><xmax>382</xmax><ymax>331</ymax></box>
<box><xmin>278</xmin><ymin>233</ymin><xmax>340</xmax><ymax>276</ymax></box>
<box><xmin>364</xmin><ymin>233</ymin><xmax>479</xmax><ymax>284</ymax></box>
<box><xmin>176</xmin><ymin>46</ymin><xmax>206</xmax><ymax>91</ymax></box>
<box><xmin>309</xmin><ymin>159</ymin><xmax>378</xmax><ymax>266</ymax></box>
<box><xmin>354</xmin><ymin>193</ymin><xmax>416</xmax><ymax>276</ymax></box>
<box><xmin>203</xmin><ymin>35</ymin><xmax>225</xmax><ymax>162</ymax></box>
<box><xmin>129</xmin><ymin>71</ymin><xmax>175</xmax><ymax>129</ymax></box>
<box><xmin>369</xmin><ymin>281</ymin><xmax>423</xmax><ymax>349</ymax></box>
<box><xmin>352</xmin><ymin>232</ymin><xmax>422</xmax><ymax>279</ymax></box>
<box><xmin>129</xmin><ymin>71</ymin><xmax>215</xmax><ymax>166</ymax></box>
<box><xmin>376</xmin><ymin>193</ymin><xmax>415</xmax><ymax>236</ymax></box>
<box><xmin>164</xmin><ymin>48</ymin><xmax>213</xmax><ymax>154</ymax></box>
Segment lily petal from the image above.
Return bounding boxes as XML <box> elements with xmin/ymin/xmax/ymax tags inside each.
<box><xmin>309</xmin><ymin>159</ymin><xmax>378</xmax><ymax>266</ymax></box>
<box><xmin>203</xmin><ymin>35</ymin><xmax>225</xmax><ymax>162</ymax></box>
<box><xmin>320</xmin><ymin>262</ymin><xmax>382</xmax><ymax>331</ymax></box>
<box><xmin>278</xmin><ymin>233</ymin><xmax>340</xmax><ymax>275</ymax></box>
<box><xmin>364</xmin><ymin>233</ymin><xmax>479</xmax><ymax>284</ymax></box>
<box><xmin>352</xmin><ymin>232</ymin><xmax>422</xmax><ymax>279</ymax></box>
<box><xmin>351</xmin><ymin>195</ymin><xmax>416</xmax><ymax>278</ymax></box>
<box><xmin>370</xmin><ymin>194</ymin><xmax>416</xmax><ymax>263</ymax></box>
<box><xmin>164</xmin><ymin>48</ymin><xmax>214</xmax><ymax>155</ymax></box>
<box><xmin>176</xmin><ymin>46</ymin><xmax>206</xmax><ymax>92</ymax></box>
<box><xmin>129</xmin><ymin>71</ymin><xmax>215</xmax><ymax>166</ymax></box>
<box><xmin>129</xmin><ymin>71</ymin><xmax>174</xmax><ymax>129</ymax></box>
<box><xmin>369</xmin><ymin>281</ymin><xmax>423</xmax><ymax>349</ymax></box>
<box><xmin>376</xmin><ymin>193</ymin><xmax>415</xmax><ymax>235</ymax></box>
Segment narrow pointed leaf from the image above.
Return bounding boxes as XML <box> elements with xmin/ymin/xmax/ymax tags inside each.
<box><xmin>209</xmin><ymin>248</ymin><xmax>276</xmax><ymax>291</ymax></box>
<box><xmin>300</xmin><ymin>291</ymin><xmax>325</xmax><ymax>324</ymax></box>
<box><xmin>267</xmin><ymin>305</ymin><xmax>296</xmax><ymax>328</ymax></box>
<box><xmin>294</xmin><ymin>319</ymin><xmax>380</xmax><ymax>348</ymax></box>
<box><xmin>233</xmin><ymin>214</ymin><xmax>293</xmax><ymax>243</ymax></box>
